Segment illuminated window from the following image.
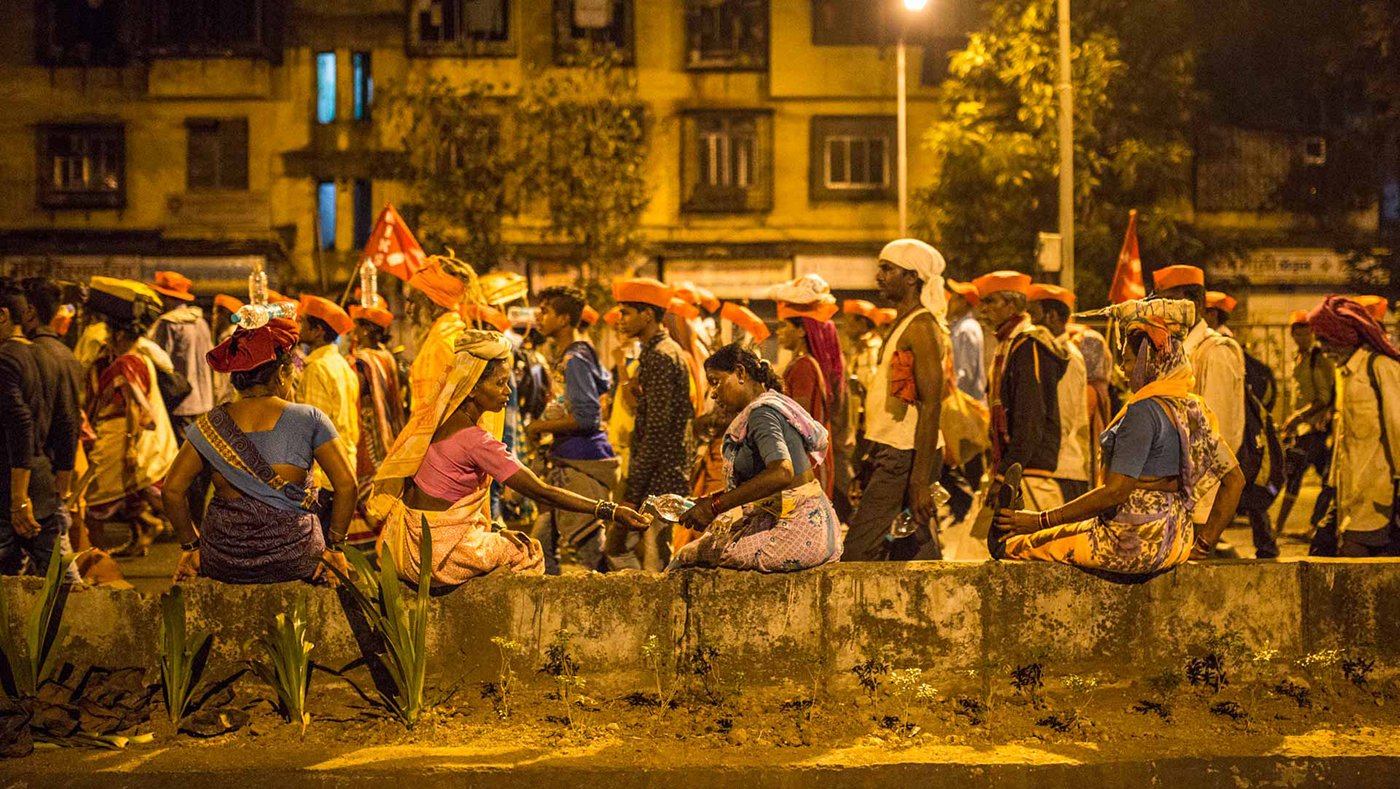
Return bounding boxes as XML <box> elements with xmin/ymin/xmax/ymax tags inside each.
<box><xmin>352</xmin><ymin>52</ymin><xmax>372</xmax><ymax>121</ymax></box>
<box><xmin>36</xmin><ymin>124</ymin><xmax>125</xmax><ymax>210</ymax></box>
<box><xmin>685</xmin><ymin>0</ymin><xmax>767</xmax><ymax>71</ymax></box>
<box><xmin>316</xmin><ymin>52</ymin><xmax>336</xmax><ymax>124</ymax></box>
<box><xmin>810</xmin><ymin>116</ymin><xmax>896</xmax><ymax>202</ymax></box>
<box><xmin>317</xmin><ymin>181</ymin><xmax>337</xmax><ymax>251</ymax></box>
<box><xmin>186</xmin><ymin>117</ymin><xmax>249</xmax><ymax>190</ymax></box>
<box><xmin>682</xmin><ymin>111</ymin><xmax>772</xmax><ymax>213</ymax></box>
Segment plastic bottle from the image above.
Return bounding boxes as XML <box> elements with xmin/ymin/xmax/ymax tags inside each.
<box><xmin>230</xmin><ymin>301</ymin><xmax>297</xmax><ymax>328</ymax></box>
<box><xmin>887</xmin><ymin>482</ymin><xmax>953</xmax><ymax>540</ymax></box>
<box><xmin>359</xmin><ymin>258</ymin><xmax>378</xmax><ymax>307</ymax></box>
<box><xmin>248</xmin><ymin>264</ymin><xmax>268</xmax><ymax>306</ymax></box>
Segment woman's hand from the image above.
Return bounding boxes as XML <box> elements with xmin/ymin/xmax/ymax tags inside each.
<box><xmin>313</xmin><ymin>549</ymin><xmax>350</xmax><ymax>587</ymax></box>
<box><xmin>173</xmin><ymin>549</ymin><xmax>201</xmax><ymax>582</ymax></box>
<box><xmin>680</xmin><ymin>497</ymin><xmax>720</xmax><ymax>531</ymax></box>
<box><xmin>993</xmin><ymin>508</ymin><xmax>1042</xmax><ymax>535</ymax></box>
<box><xmin>613</xmin><ymin>505</ymin><xmax>650</xmax><ymax>532</ymax></box>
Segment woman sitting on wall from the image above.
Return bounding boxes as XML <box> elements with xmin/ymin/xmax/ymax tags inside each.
<box><xmin>673</xmin><ymin>343</ymin><xmax>842</xmax><ymax>572</ymax></box>
<box><xmin>367</xmin><ymin>330</ymin><xmax>648</xmax><ymax>587</ymax></box>
<box><xmin>165</xmin><ymin>318</ymin><xmax>357</xmax><ymax>584</ymax></box>
<box><xmin>992</xmin><ymin>299</ymin><xmax>1246</xmax><ymax>576</ymax></box>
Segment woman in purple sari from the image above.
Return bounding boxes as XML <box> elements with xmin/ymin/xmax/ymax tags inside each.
<box><xmin>673</xmin><ymin>344</ymin><xmax>842</xmax><ymax>572</ymax></box>
<box><xmin>162</xmin><ymin>319</ymin><xmax>357</xmax><ymax>585</ymax></box>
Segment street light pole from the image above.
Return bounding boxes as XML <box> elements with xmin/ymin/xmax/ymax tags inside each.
<box><xmin>1056</xmin><ymin>0</ymin><xmax>1075</xmax><ymax>291</ymax></box>
<box><xmin>898</xmin><ymin>0</ymin><xmax>929</xmax><ymax>239</ymax></box>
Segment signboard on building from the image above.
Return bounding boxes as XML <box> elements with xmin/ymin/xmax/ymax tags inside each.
<box><xmin>665</xmin><ymin>259</ymin><xmax>793</xmax><ymax>299</ymax></box>
<box><xmin>793</xmin><ymin>255</ymin><xmax>878</xmax><ymax>291</ymax></box>
<box><xmin>1213</xmin><ymin>247</ymin><xmax>1359</xmax><ymax>286</ymax></box>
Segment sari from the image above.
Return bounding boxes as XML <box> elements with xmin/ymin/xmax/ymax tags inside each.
<box><xmin>83</xmin><ymin>352</ymin><xmax>178</xmax><ymax>508</ymax></box>
<box><xmin>346</xmin><ymin>347</ymin><xmax>407</xmax><ymax>546</ymax></box>
<box><xmin>368</xmin><ymin>332</ymin><xmax>543</xmax><ymax>586</ymax></box>
<box><xmin>670</xmin><ymin>391</ymin><xmax>842</xmax><ymax>572</ymax></box>
<box><xmin>185</xmin><ymin>406</ymin><xmax>324</xmax><ymax>584</ymax></box>
<box><xmin>1004</xmin><ymin>300</ymin><xmax>1239</xmax><ymax>576</ymax></box>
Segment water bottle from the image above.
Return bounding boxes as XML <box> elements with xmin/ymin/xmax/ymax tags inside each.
<box><xmin>359</xmin><ymin>258</ymin><xmax>379</xmax><ymax>307</ymax></box>
<box><xmin>887</xmin><ymin>483</ymin><xmax>953</xmax><ymax>540</ymax></box>
<box><xmin>248</xmin><ymin>264</ymin><xmax>268</xmax><ymax>306</ymax></box>
<box><xmin>230</xmin><ymin>301</ymin><xmax>297</xmax><ymax>328</ymax></box>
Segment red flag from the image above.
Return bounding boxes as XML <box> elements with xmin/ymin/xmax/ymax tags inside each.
<box><xmin>1110</xmin><ymin>209</ymin><xmax>1146</xmax><ymax>303</ymax></box>
<box><xmin>361</xmin><ymin>203</ymin><xmax>427</xmax><ymax>282</ymax></box>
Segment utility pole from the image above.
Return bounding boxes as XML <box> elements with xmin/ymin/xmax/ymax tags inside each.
<box><xmin>1056</xmin><ymin>0</ymin><xmax>1075</xmax><ymax>291</ymax></box>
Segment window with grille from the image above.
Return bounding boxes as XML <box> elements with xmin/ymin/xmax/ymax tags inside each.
<box><xmin>186</xmin><ymin>118</ymin><xmax>249</xmax><ymax>191</ymax></box>
<box><xmin>411</xmin><ymin>0</ymin><xmax>513</xmax><ymax>56</ymax></box>
<box><xmin>144</xmin><ymin>0</ymin><xmax>282</xmax><ymax>60</ymax></box>
<box><xmin>554</xmin><ymin>0</ymin><xmax>632</xmax><ymax>64</ymax></box>
<box><xmin>810</xmin><ymin>116</ymin><xmax>896</xmax><ymax>202</ymax></box>
<box><xmin>36</xmin><ymin>124</ymin><xmax>125</xmax><ymax>210</ymax></box>
<box><xmin>682</xmin><ymin>112</ymin><xmax>772</xmax><ymax>213</ymax></box>
<box><xmin>684</xmin><ymin>0</ymin><xmax>767</xmax><ymax>71</ymax></box>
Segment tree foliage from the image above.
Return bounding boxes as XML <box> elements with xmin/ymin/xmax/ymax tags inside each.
<box><xmin>385</xmin><ymin>52</ymin><xmax>649</xmax><ymax>281</ymax></box>
<box><xmin>912</xmin><ymin>0</ymin><xmax>1206</xmax><ymax>306</ymax></box>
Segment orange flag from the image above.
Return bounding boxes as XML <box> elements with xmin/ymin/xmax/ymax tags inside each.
<box><xmin>1110</xmin><ymin>209</ymin><xmax>1146</xmax><ymax>303</ymax></box>
<box><xmin>361</xmin><ymin>203</ymin><xmax>428</xmax><ymax>282</ymax></box>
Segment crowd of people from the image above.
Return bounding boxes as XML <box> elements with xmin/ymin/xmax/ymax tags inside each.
<box><xmin>1</xmin><ymin>238</ymin><xmax>1397</xmax><ymax>591</ymax></box>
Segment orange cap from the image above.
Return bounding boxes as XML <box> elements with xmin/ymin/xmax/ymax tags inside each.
<box><xmin>349</xmin><ymin>304</ymin><xmax>394</xmax><ymax>329</ymax></box>
<box><xmin>602</xmin><ymin>306</ymin><xmax>623</xmax><ymax>327</ymax></box>
<box><xmin>843</xmin><ymin>299</ymin><xmax>877</xmax><ymax>317</ymax></box>
<box><xmin>1289</xmin><ymin>309</ymin><xmax>1311</xmax><ymax>326</ymax></box>
<box><xmin>1205</xmin><ymin>291</ymin><xmax>1237</xmax><ymax>315</ymax></box>
<box><xmin>971</xmin><ymin>271</ymin><xmax>1032</xmax><ymax>299</ymax></box>
<box><xmin>613</xmin><ymin>278</ymin><xmax>674</xmax><ymax>309</ymax></box>
<box><xmin>213</xmin><ymin>294</ymin><xmax>244</xmax><ymax>315</ymax></box>
<box><xmin>945</xmin><ymin>279</ymin><xmax>980</xmax><ymax>307</ymax></box>
<box><xmin>871</xmin><ymin>308</ymin><xmax>897</xmax><ymax>326</ymax></box>
<box><xmin>695</xmin><ymin>287</ymin><xmax>721</xmax><ymax>313</ymax></box>
<box><xmin>353</xmin><ymin>288</ymin><xmax>388</xmax><ymax>311</ymax></box>
<box><xmin>777</xmin><ymin>297</ymin><xmax>840</xmax><ymax>322</ymax></box>
<box><xmin>672</xmin><ymin>284</ymin><xmax>700</xmax><ymax>306</ymax></box>
<box><xmin>1152</xmin><ymin>265</ymin><xmax>1206</xmax><ymax>291</ymax></box>
<box><xmin>669</xmin><ymin>298</ymin><xmax>701</xmax><ymax>320</ymax></box>
<box><xmin>461</xmin><ymin>302</ymin><xmax>510</xmax><ymax>332</ymax></box>
<box><xmin>1356</xmin><ymin>295</ymin><xmax>1389</xmax><ymax>322</ymax></box>
<box><xmin>581</xmin><ymin>305</ymin><xmax>600</xmax><ymax>327</ymax></box>
<box><xmin>152</xmin><ymin>271</ymin><xmax>195</xmax><ymax>301</ymax></box>
<box><xmin>721</xmin><ymin>302</ymin><xmax>771</xmax><ymax>343</ymax></box>
<box><xmin>1028</xmin><ymin>284</ymin><xmax>1076</xmax><ymax>308</ymax></box>
<box><xmin>299</xmin><ymin>295</ymin><xmax>355</xmax><ymax>337</ymax></box>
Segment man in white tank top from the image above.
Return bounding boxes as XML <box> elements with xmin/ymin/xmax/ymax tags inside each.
<box><xmin>843</xmin><ymin>239</ymin><xmax>946</xmax><ymax>562</ymax></box>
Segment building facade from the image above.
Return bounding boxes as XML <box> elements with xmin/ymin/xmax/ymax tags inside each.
<box><xmin>0</xmin><ymin>0</ymin><xmax>976</xmax><ymax>300</ymax></box>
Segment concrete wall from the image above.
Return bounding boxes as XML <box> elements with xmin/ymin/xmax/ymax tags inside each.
<box><xmin>5</xmin><ymin>560</ymin><xmax>1398</xmax><ymax>694</ymax></box>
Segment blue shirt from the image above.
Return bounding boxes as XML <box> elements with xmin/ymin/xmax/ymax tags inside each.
<box><xmin>1102</xmin><ymin>399</ymin><xmax>1180</xmax><ymax>479</ymax></box>
<box><xmin>729</xmin><ymin>405</ymin><xmax>813</xmax><ymax>485</ymax></box>
<box><xmin>951</xmin><ymin>313</ymin><xmax>987</xmax><ymax>404</ymax></box>
<box><xmin>185</xmin><ymin>404</ymin><xmax>337</xmax><ymax>471</ymax></box>
<box><xmin>550</xmin><ymin>341</ymin><xmax>616</xmax><ymax>462</ymax></box>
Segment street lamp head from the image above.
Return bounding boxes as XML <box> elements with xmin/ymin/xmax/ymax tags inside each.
<box><xmin>903</xmin><ymin>0</ymin><xmax>930</xmax><ymax>11</ymax></box>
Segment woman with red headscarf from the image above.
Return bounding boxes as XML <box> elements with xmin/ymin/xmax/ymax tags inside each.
<box><xmin>772</xmin><ymin>276</ymin><xmax>845</xmax><ymax>496</ymax></box>
<box><xmin>163</xmin><ymin>319</ymin><xmax>358</xmax><ymax>585</ymax></box>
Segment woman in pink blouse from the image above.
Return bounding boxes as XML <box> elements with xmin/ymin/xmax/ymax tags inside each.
<box><xmin>367</xmin><ymin>331</ymin><xmax>646</xmax><ymax>586</ymax></box>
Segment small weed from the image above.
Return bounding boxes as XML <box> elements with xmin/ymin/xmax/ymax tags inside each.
<box><xmin>887</xmin><ymin>668</ymin><xmax>933</xmax><ymax>729</ymax></box>
<box><xmin>623</xmin><ymin>691</ymin><xmax>662</xmax><ymax>708</ymax></box>
<box><xmin>1036</xmin><ymin>710</ymin><xmax>1084</xmax><ymax>733</ymax></box>
<box><xmin>1146</xmin><ymin>669</ymin><xmax>1182</xmax><ymax>700</ymax></box>
<box><xmin>1343</xmin><ymin>656</ymin><xmax>1376</xmax><ymax>688</ymax></box>
<box><xmin>851</xmin><ymin>652</ymin><xmax>892</xmax><ymax>704</ymax></box>
<box><xmin>1186</xmin><ymin>630</ymin><xmax>1247</xmax><ymax>694</ymax></box>
<box><xmin>641</xmin><ymin>635</ymin><xmax>677</xmax><ymax>709</ymax></box>
<box><xmin>954</xmin><ymin>696</ymin><xmax>987</xmax><ymax>726</ymax></box>
<box><xmin>1009</xmin><ymin>663</ymin><xmax>1044</xmax><ymax>707</ymax></box>
<box><xmin>684</xmin><ymin>640</ymin><xmax>722</xmax><ymax>702</ymax></box>
<box><xmin>1131</xmin><ymin>699</ymin><xmax>1173</xmax><ymax>721</ymax></box>
<box><xmin>1210</xmin><ymin>700</ymin><xmax>1248</xmax><ymax>722</ymax></box>
<box><xmin>486</xmin><ymin>636</ymin><xmax>523</xmax><ymax>720</ymax></box>
<box><xmin>539</xmin><ymin>629</ymin><xmax>583</xmax><ymax>726</ymax></box>
<box><xmin>1273</xmin><ymin>679</ymin><xmax>1313</xmax><ymax>708</ymax></box>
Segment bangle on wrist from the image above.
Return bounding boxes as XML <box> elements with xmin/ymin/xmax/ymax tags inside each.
<box><xmin>180</xmin><ymin>538</ymin><xmax>200</xmax><ymax>552</ymax></box>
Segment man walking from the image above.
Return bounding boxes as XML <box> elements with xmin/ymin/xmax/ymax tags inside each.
<box><xmin>1278</xmin><ymin>309</ymin><xmax>1335</xmax><ymax>537</ymax></box>
<box><xmin>1028</xmin><ymin>284</ymin><xmax>1092</xmax><ymax>501</ymax></box>
<box><xmin>297</xmin><ymin>296</ymin><xmax>361</xmax><ymax>489</ymax></box>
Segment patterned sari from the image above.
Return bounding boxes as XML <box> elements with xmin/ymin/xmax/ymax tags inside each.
<box><xmin>670</xmin><ymin>391</ymin><xmax>842</xmax><ymax>572</ymax></box>
<box><xmin>346</xmin><ymin>347</ymin><xmax>407</xmax><ymax>546</ymax></box>
<box><xmin>1004</xmin><ymin>300</ymin><xmax>1239</xmax><ymax>576</ymax></box>
<box><xmin>186</xmin><ymin>406</ymin><xmax>324</xmax><ymax>584</ymax></box>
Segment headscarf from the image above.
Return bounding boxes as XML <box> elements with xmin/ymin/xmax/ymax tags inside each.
<box><xmin>374</xmin><ymin>330</ymin><xmax>513</xmax><ymax>487</ymax></box>
<box><xmin>801</xmin><ymin>317</ymin><xmax>846</xmax><ymax>403</ymax></box>
<box><xmin>1309</xmin><ymin>295</ymin><xmax>1400</xmax><ymax>361</ymax></box>
<box><xmin>205</xmin><ymin>318</ymin><xmax>299</xmax><ymax>374</ymax></box>
<box><xmin>879</xmin><ymin>239</ymin><xmax>947</xmax><ymax>318</ymax></box>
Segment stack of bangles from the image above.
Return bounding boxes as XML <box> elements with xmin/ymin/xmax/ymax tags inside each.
<box><xmin>593</xmin><ymin>499</ymin><xmax>618</xmax><ymax>522</ymax></box>
<box><xmin>1037</xmin><ymin>509</ymin><xmax>1064</xmax><ymax>531</ymax></box>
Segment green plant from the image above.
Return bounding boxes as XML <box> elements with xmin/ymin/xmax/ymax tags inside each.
<box><xmin>0</xmin><ymin>547</ymin><xmax>73</xmax><ymax>698</ymax></box>
<box><xmin>485</xmin><ymin>636</ymin><xmax>523</xmax><ymax>720</ymax></box>
<box><xmin>159</xmin><ymin>586</ymin><xmax>212</xmax><ymax>723</ymax></box>
<box><xmin>641</xmin><ymin>634</ymin><xmax>677</xmax><ymax>710</ymax></box>
<box><xmin>252</xmin><ymin>591</ymin><xmax>314</xmax><ymax>733</ymax></box>
<box><xmin>324</xmin><ymin>517</ymin><xmax>433</xmax><ymax>727</ymax></box>
<box><xmin>851</xmin><ymin>651</ymin><xmax>893</xmax><ymax>704</ymax></box>
<box><xmin>884</xmin><ymin>667</ymin><xmax>936</xmax><ymax>736</ymax></box>
<box><xmin>539</xmin><ymin>629</ymin><xmax>583</xmax><ymax>726</ymax></box>
<box><xmin>1010</xmin><ymin>662</ymin><xmax>1045</xmax><ymax>707</ymax></box>
<box><xmin>1342</xmin><ymin>655</ymin><xmax>1376</xmax><ymax>688</ymax></box>
<box><xmin>685</xmin><ymin>639</ymin><xmax>722</xmax><ymax>703</ymax></box>
<box><xmin>1186</xmin><ymin>631</ymin><xmax>1247</xmax><ymax>694</ymax></box>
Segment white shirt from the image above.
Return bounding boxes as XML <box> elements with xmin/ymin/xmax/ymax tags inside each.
<box><xmin>1332</xmin><ymin>348</ymin><xmax>1400</xmax><ymax>538</ymax></box>
<box><xmin>1053</xmin><ymin>333</ymin><xmax>1091</xmax><ymax>482</ymax></box>
<box><xmin>1184</xmin><ymin>321</ymin><xmax>1246</xmax><ymax>453</ymax></box>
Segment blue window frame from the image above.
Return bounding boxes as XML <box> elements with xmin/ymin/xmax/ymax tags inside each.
<box><xmin>317</xmin><ymin>180</ymin><xmax>337</xmax><ymax>250</ymax></box>
<box><xmin>352</xmin><ymin>51</ymin><xmax>372</xmax><ymax>121</ymax></box>
<box><xmin>316</xmin><ymin>51</ymin><xmax>336</xmax><ymax>124</ymax></box>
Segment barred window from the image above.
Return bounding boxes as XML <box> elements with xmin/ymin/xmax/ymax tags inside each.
<box><xmin>682</xmin><ymin>111</ymin><xmax>772</xmax><ymax>213</ymax></box>
<box><xmin>36</xmin><ymin>124</ymin><xmax>125</xmax><ymax>210</ymax></box>
<box><xmin>810</xmin><ymin>116</ymin><xmax>896</xmax><ymax>202</ymax></box>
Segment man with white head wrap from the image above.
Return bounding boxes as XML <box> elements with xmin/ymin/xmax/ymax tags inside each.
<box><xmin>842</xmin><ymin>239</ymin><xmax>947</xmax><ymax>562</ymax></box>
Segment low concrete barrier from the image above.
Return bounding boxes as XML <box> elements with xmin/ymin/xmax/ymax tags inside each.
<box><xmin>3</xmin><ymin>560</ymin><xmax>1397</xmax><ymax>692</ymax></box>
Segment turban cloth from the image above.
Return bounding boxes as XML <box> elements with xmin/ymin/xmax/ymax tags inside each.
<box><xmin>206</xmin><ymin>318</ymin><xmax>299</xmax><ymax>373</ymax></box>
<box><xmin>1309</xmin><ymin>296</ymin><xmax>1400</xmax><ymax>361</ymax></box>
<box><xmin>879</xmin><ymin>238</ymin><xmax>947</xmax><ymax>317</ymax></box>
